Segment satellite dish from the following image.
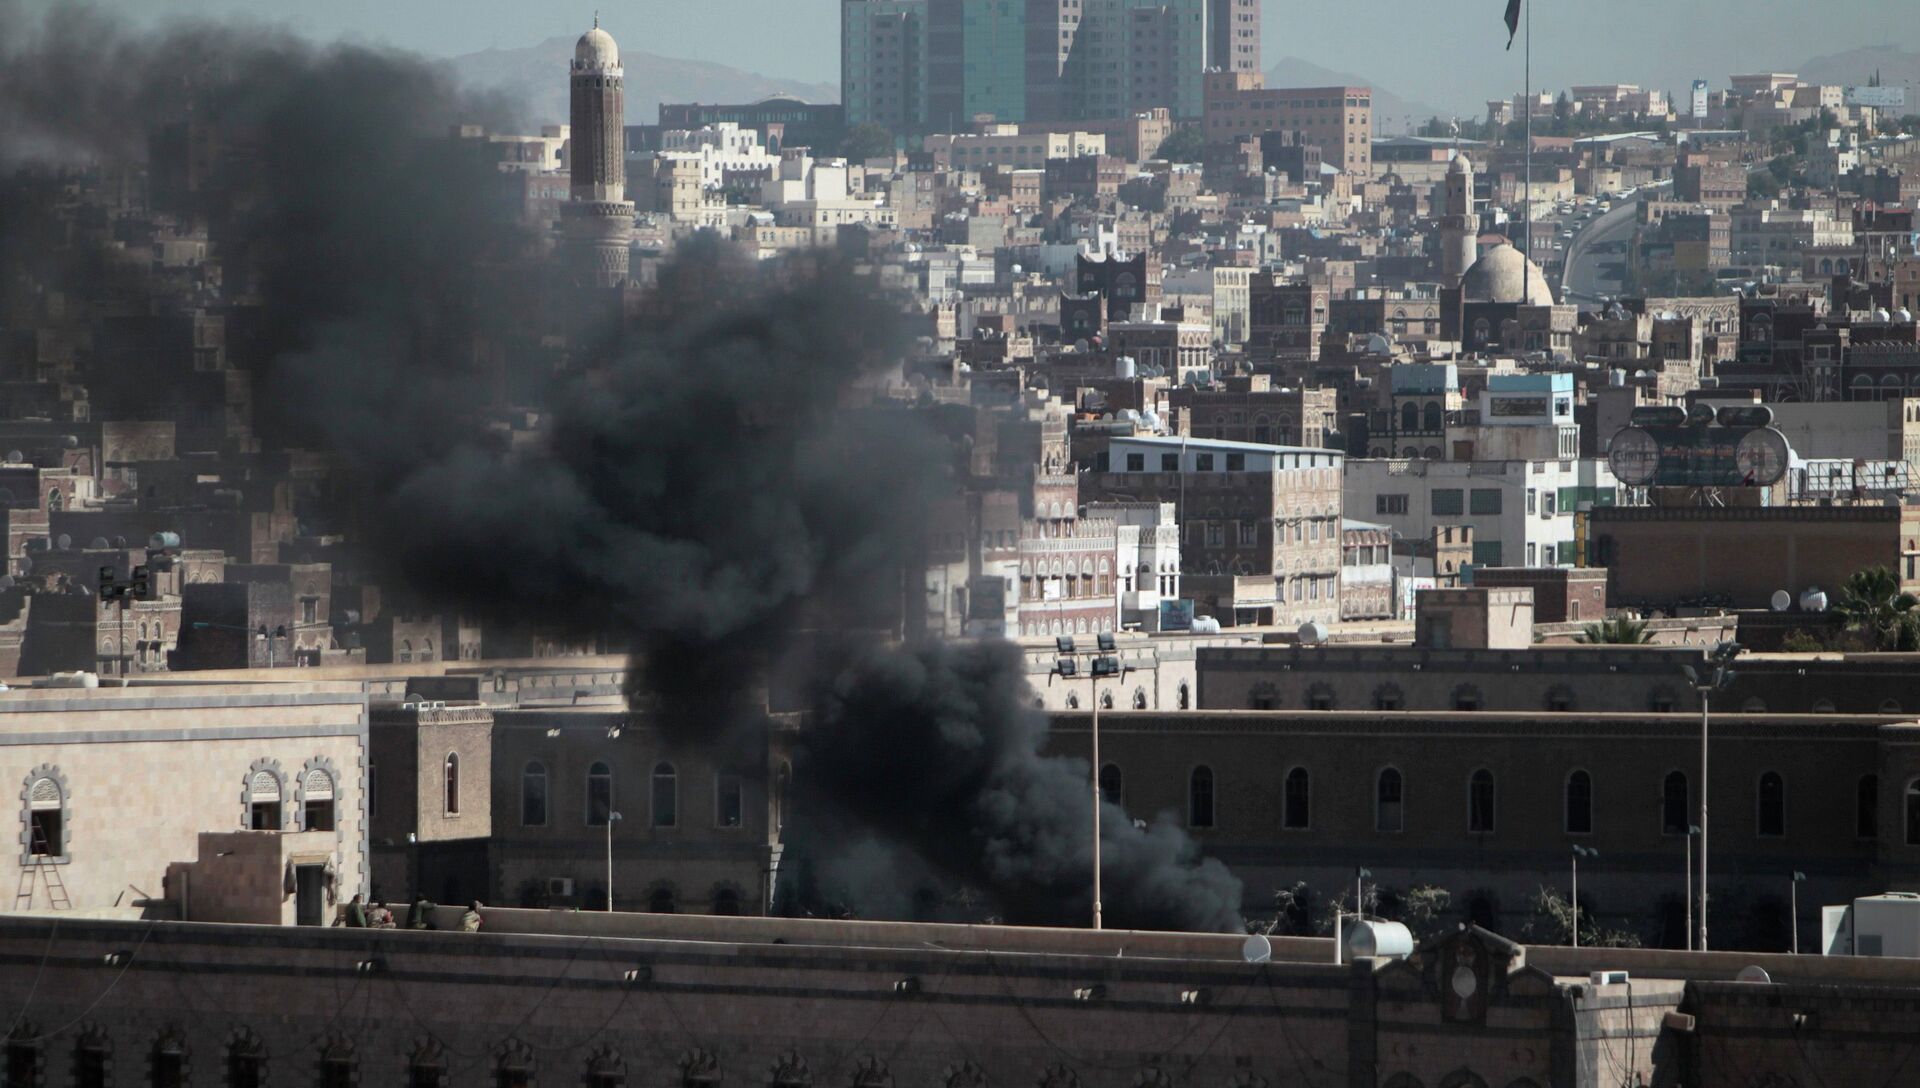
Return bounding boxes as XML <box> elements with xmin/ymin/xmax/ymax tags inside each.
<box><xmin>1735</xmin><ymin>965</ymin><xmax>1772</xmax><ymax>984</ymax></box>
<box><xmin>1801</xmin><ymin>587</ymin><xmax>1828</xmax><ymax>613</ymax></box>
<box><xmin>1242</xmin><ymin>933</ymin><xmax>1273</xmax><ymax>964</ymax></box>
<box><xmin>111</xmin><ymin>536</ymin><xmax>126</xmax><ymax>549</ymax></box>
<box><xmin>88</xmin><ymin>537</ymin><xmax>108</xmax><ymax>550</ymax></box>
<box><xmin>4</xmin><ymin>450</ymin><xmax>19</xmax><ymax>463</ymax></box>
<box><xmin>1770</xmin><ymin>590</ymin><xmax>1791</xmax><ymax>612</ymax></box>
<box><xmin>55</xmin><ymin>534</ymin><xmax>70</xmax><ymax>550</ymax></box>
<box><xmin>1298</xmin><ymin>620</ymin><xmax>1328</xmax><ymax>645</ymax></box>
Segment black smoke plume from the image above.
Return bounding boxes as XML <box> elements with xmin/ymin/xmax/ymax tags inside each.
<box><xmin>0</xmin><ymin>4</ymin><xmax>1245</xmax><ymax>931</ymax></box>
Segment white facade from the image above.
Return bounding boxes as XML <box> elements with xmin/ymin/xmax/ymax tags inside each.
<box><xmin>1344</xmin><ymin>457</ymin><xmax>1620</xmax><ymax>571</ymax></box>
<box><xmin>1088</xmin><ymin>501</ymin><xmax>1182</xmax><ymax>629</ymax></box>
<box><xmin>925</xmin><ymin>126</ymin><xmax>1108</xmax><ymax>170</ymax></box>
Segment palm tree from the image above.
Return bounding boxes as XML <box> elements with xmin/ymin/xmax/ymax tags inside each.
<box><xmin>1575</xmin><ymin>617</ymin><xmax>1654</xmax><ymax>644</ymax></box>
<box><xmin>1837</xmin><ymin>566</ymin><xmax>1920</xmax><ymax>651</ymax></box>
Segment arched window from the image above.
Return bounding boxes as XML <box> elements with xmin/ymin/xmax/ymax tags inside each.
<box><xmin>711</xmin><ymin>887</ymin><xmax>742</xmax><ymax>916</ymax></box>
<box><xmin>152</xmin><ymin>1030</ymin><xmax>188</xmax><ymax>1088</ymax></box>
<box><xmin>408</xmin><ymin>1040</ymin><xmax>448</xmax><ymax>1088</ymax></box>
<box><xmin>651</xmin><ymin>763</ymin><xmax>678</xmax><ymax>828</ymax></box>
<box><xmin>1188</xmin><ymin>766</ymin><xmax>1215</xmax><ymax>828</ymax></box>
<box><xmin>1757</xmin><ymin>771</ymin><xmax>1785</xmax><ymax>837</ymax></box>
<box><xmin>647</xmin><ymin>886</ymin><xmax>677</xmax><ymax>914</ymax></box>
<box><xmin>73</xmin><ymin>1028</ymin><xmax>110</xmax><ymax>1088</ymax></box>
<box><xmin>1306</xmin><ymin>684</ymin><xmax>1334</xmax><ymax>711</ymax></box>
<box><xmin>1376</xmin><ymin>767</ymin><xmax>1404</xmax><ymax>832</ymax></box>
<box><xmin>443</xmin><ymin>753</ymin><xmax>460</xmax><ymax>816</ymax></box>
<box><xmin>420</xmin><ymin>638</ymin><xmax>435</xmax><ymax>663</ymax></box>
<box><xmin>1400</xmin><ymin>402</ymin><xmax>1419</xmax><ymax>433</ymax></box>
<box><xmin>1374</xmin><ymin>684</ymin><xmax>1404</xmax><ymax>711</ymax></box>
<box><xmin>1132</xmin><ymin>689</ymin><xmax>1147</xmax><ymax>709</ymax></box>
<box><xmin>521</xmin><ymin>762</ymin><xmax>548</xmax><ymax>826</ymax></box>
<box><xmin>1565</xmin><ymin>770</ymin><xmax>1592</xmax><ymax>834</ymax></box>
<box><xmin>247</xmin><ymin>767</ymin><xmax>283</xmax><ymax>830</ymax></box>
<box><xmin>1099</xmin><ymin>763</ymin><xmax>1123</xmax><ymax>805</ymax></box>
<box><xmin>398</xmin><ymin>639</ymin><xmax>413</xmax><ymax>664</ymax></box>
<box><xmin>495</xmin><ymin>1039</ymin><xmax>534</xmax><ymax>1088</ymax></box>
<box><xmin>1283</xmin><ymin>767</ymin><xmax>1310</xmax><ymax>829</ymax></box>
<box><xmin>1468</xmin><ymin>769</ymin><xmax>1495</xmax><ymax>833</ymax></box>
<box><xmin>1473</xmin><ymin>317</ymin><xmax>1491</xmax><ymax>342</ymax></box>
<box><xmin>1065</xmin><ymin>692</ymin><xmax>1080</xmax><ymax>709</ymax></box>
<box><xmin>1099</xmin><ymin>691</ymin><xmax>1114</xmax><ymax>710</ymax></box>
<box><xmin>1248</xmin><ymin>682</ymin><xmax>1277</xmax><ymax>710</ymax></box>
<box><xmin>300</xmin><ymin>766</ymin><xmax>337</xmax><ymax>832</ymax></box>
<box><xmin>585</xmin><ymin>1046</ymin><xmax>626</xmax><ymax>1088</ymax></box>
<box><xmin>223</xmin><ymin>1032</ymin><xmax>263</xmax><ymax>1088</ymax></box>
<box><xmin>1423</xmin><ymin>402</ymin><xmax>1443</xmax><ymax>431</ymax></box>
<box><xmin>319</xmin><ymin>1037</ymin><xmax>357</xmax><ymax>1088</ymax></box>
<box><xmin>23</xmin><ymin>768</ymin><xmax>68</xmax><ymax>861</ymax></box>
<box><xmin>1177</xmin><ymin>683</ymin><xmax>1190</xmax><ymax>710</ymax></box>
<box><xmin>586</xmin><ymin>761</ymin><xmax>613</xmax><ymax>826</ymax></box>
<box><xmin>1546</xmin><ymin>685</ymin><xmax>1575</xmax><ymax>712</ymax></box>
<box><xmin>1662</xmin><ymin>771</ymin><xmax>1689</xmax><ymax>835</ymax></box>
<box><xmin>1453</xmin><ymin>685</ymin><xmax>1483</xmax><ymax>711</ymax></box>
<box><xmin>1859</xmin><ymin>774</ymin><xmax>1879</xmax><ymax>840</ymax></box>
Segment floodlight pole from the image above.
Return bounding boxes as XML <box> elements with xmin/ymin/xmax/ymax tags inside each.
<box><xmin>1688</xmin><ymin>643</ymin><xmax>1741</xmax><ymax>953</ymax></box>
<box><xmin>1090</xmin><ymin>667</ymin><xmax>1103</xmax><ymax>932</ymax></box>
<box><xmin>606</xmin><ymin>811</ymin><xmax>622</xmax><ymax>911</ymax></box>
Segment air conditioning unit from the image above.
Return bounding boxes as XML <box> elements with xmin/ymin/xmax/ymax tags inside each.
<box><xmin>1590</xmin><ymin>970</ymin><xmax>1630</xmax><ymax>985</ymax></box>
<box><xmin>547</xmin><ymin>877</ymin><xmax>575</xmax><ymax>898</ymax></box>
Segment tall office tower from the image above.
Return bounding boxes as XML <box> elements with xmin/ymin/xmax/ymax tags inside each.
<box><xmin>563</xmin><ymin>19</ymin><xmax>633</xmax><ymax>289</ymax></box>
<box><xmin>1206</xmin><ymin>0</ymin><xmax>1260</xmax><ymax>74</ymax></box>
<box><xmin>841</xmin><ymin>0</ymin><xmax>929</xmax><ymax>133</ymax></box>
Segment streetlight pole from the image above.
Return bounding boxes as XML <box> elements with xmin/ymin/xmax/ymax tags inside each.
<box><xmin>1048</xmin><ymin>635</ymin><xmax>1130</xmax><ymax>932</ymax></box>
<box><xmin>1572</xmin><ymin>845</ymin><xmax>1598</xmax><ymax>948</ymax></box>
<box><xmin>606</xmin><ymin>811</ymin><xmax>622</xmax><ymax>912</ymax></box>
<box><xmin>1685</xmin><ymin>824</ymin><xmax>1700</xmax><ymax>952</ymax></box>
<box><xmin>1684</xmin><ymin>642</ymin><xmax>1742</xmax><ymax>953</ymax></box>
<box><xmin>1791</xmin><ymin>870</ymin><xmax>1806</xmax><ymax>954</ymax></box>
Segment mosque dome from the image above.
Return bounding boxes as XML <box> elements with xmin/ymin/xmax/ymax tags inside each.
<box><xmin>1460</xmin><ymin>241</ymin><xmax>1554</xmax><ymax>305</ymax></box>
<box><xmin>1449</xmin><ymin>154</ymin><xmax>1472</xmax><ymax>175</ymax></box>
<box><xmin>575</xmin><ymin>24</ymin><xmax>619</xmax><ymax>69</ymax></box>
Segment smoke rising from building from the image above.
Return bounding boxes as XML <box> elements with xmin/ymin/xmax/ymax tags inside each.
<box><xmin>0</xmin><ymin>4</ymin><xmax>1245</xmax><ymax>932</ymax></box>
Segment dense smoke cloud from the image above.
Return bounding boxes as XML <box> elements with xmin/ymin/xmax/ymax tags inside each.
<box><xmin>0</xmin><ymin>4</ymin><xmax>1245</xmax><ymax>931</ymax></box>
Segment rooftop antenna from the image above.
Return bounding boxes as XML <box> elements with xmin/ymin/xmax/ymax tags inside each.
<box><xmin>594</xmin><ymin>10</ymin><xmax>600</xmax><ymax>28</ymax></box>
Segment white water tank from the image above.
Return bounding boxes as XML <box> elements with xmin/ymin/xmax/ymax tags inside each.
<box><xmin>1346</xmin><ymin>920</ymin><xmax>1413</xmax><ymax>960</ymax></box>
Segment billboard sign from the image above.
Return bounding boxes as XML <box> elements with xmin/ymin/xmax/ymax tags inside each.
<box><xmin>1607</xmin><ymin>404</ymin><xmax>1790</xmax><ymax>488</ymax></box>
<box><xmin>1158</xmin><ymin>598</ymin><xmax>1195</xmax><ymax>632</ymax></box>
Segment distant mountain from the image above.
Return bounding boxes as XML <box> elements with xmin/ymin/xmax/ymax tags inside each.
<box><xmin>1263</xmin><ymin>57</ymin><xmax>1448</xmax><ymax>135</ymax></box>
<box><xmin>445</xmin><ymin>36</ymin><xmax>839</xmax><ymax>127</ymax></box>
<box><xmin>1794</xmin><ymin>45</ymin><xmax>1920</xmax><ymax>103</ymax></box>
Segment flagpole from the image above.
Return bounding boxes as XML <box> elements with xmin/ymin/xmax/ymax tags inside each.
<box><xmin>1522</xmin><ymin>0</ymin><xmax>1531</xmax><ymax>265</ymax></box>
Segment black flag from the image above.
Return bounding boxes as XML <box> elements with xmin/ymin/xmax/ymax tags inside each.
<box><xmin>1504</xmin><ymin>0</ymin><xmax>1521</xmax><ymax>49</ymax></box>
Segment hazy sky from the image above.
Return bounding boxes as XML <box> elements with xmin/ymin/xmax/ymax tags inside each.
<box><xmin>18</xmin><ymin>0</ymin><xmax>1920</xmax><ymax>116</ymax></box>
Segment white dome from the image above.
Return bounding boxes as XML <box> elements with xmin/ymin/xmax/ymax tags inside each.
<box><xmin>1460</xmin><ymin>242</ymin><xmax>1555</xmax><ymax>305</ymax></box>
<box><xmin>575</xmin><ymin>25</ymin><xmax>619</xmax><ymax>68</ymax></box>
<box><xmin>1449</xmin><ymin>154</ymin><xmax>1473</xmax><ymax>175</ymax></box>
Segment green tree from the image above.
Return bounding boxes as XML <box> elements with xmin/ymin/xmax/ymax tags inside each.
<box><xmin>1553</xmin><ymin>92</ymin><xmax>1572</xmax><ymax>122</ymax></box>
<box><xmin>836</xmin><ymin>122</ymin><xmax>896</xmax><ymax>163</ymax></box>
<box><xmin>1837</xmin><ymin>566</ymin><xmax>1920</xmax><ymax>651</ymax></box>
<box><xmin>1575</xmin><ymin>617</ymin><xmax>1654</xmax><ymax>644</ymax></box>
<box><xmin>1153</xmin><ymin>126</ymin><xmax>1207</xmax><ymax>164</ymax></box>
<box><xmin>1519</xmin><ymin>885</ymin><xmax>1641</xmax><ymax>948</ymax></box>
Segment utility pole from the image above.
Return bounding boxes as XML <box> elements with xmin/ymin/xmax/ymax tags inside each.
<box><xmin>1050</xmin><ymin>635</ymin><xmax>1131</xmax><ymax>931</ymax></box>
<box><xmin>1684</xmin><ymin>642</ymin><xmax>1743</xmax><ymax>953</ymax></box>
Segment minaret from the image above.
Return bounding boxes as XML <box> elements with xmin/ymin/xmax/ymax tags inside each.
<box><xmin>1440</xmin><ymin>153</ymin><xmax>1479</xmax><ymax>290</ymax></box>
<box><xmin>563</xmin><ymin>16</ymin><xmax>633</xmax><ymax>289</ymax></box>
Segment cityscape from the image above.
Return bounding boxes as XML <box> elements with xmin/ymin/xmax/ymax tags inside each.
<box><xmin>3</xmin><ymin>0</ymin><xmax>1920</xmax><ymax>1084</ymax></box>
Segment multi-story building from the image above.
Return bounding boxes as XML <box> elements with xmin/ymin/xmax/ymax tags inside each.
<box><xmin>1167</xmin><ymin>377</ymin><xmax>1339</xmax><ymax>448</ymax></box>
<box><xmin>1202</xmin><ymin>73</ymin><xmax>1373</xmax><ymax>173</ymax></box>
<box><xmin>922</xmin><ymin>125</ymin><xmax>1106</xmax><ymax>170</ymax></box>
<box><xmin>1345</xmin><ymin>455</ymin><xmax>1619</xmax><ymax>571</ymax></box>
<box><xmin>1247</xmin><ymin>274</ymin><xmax>1330</xmax><ymax>360</ymax></box>
<box><xmin>1086</xmin><ymin>435</ymin><xmax>1343</xmax><ymax>628</ymax></box>
<box><xmin>841</xmin><ymin>0</ymin><xmax>928</xmax><ymax>132</ymax></box>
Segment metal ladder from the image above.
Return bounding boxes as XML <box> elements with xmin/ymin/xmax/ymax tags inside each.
<box><xmin>14</xmin><ymin>824</ymin><xmax>72</xmax><ymax>911</ymax></box>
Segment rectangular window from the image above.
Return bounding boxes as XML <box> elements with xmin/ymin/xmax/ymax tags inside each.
<box><xmin>716</xmin><ymin>774</ymin><xmax>743</xmax><ymax>828</ymax></box>
<box><xmin>1469</xmin><ymin>489</ymin><xmax>1502</xmax><ymax>515</ymax></box>
<box><xmin>1527</xmin><ymin>489</ymin><xmax>1537</xmax><ymax>514</ymax></box>
<box><xmin>1543</xmin><ymin>491</ymin><xmax>1558</xmax><ymax>516</ymax></box>
<box><xmin>1472</xmin><ymin>540</ymin><xmax>1503</xmax><ymax>566</ymax></box>
<box><xmin>1126</xmin><ymin>452</ymin><xmax>1144</xmax><ymax>471</ymax></box>
<box><xmin>1161</xmin><ymin>453</ymin><xmax>1178</xmax><ymax>471</ymax></box>
<box><xmin>304</xmin><ymin>800</ymin><xmax>335</xmax><ymax>832</ymax></box>
<box><xmin>1226</xmin><ymin>453</ymin><xmax>1245</xmax><ymax>471</ymax></box>
<box><xmin>1527</xmin><ymin>543</ymin><xmax>1537</xmax><ymax>566</ymax></box>
<box><xmin>1237</xmin><ymin>521</ymin><xmax>1258</xmax><ymax>547</ymax></box>
<box><xmin>1376</xmin><ymin>494</ymin><xmax>1408</xmax><ymax>515</ymax></box>
<box><xmin>1196</xmin><ymin>453</ymin><xmax>1215</xmax><ymax>471</ymax></box>
<box><xmin>1432</xmin><ymin>489</ymin><xmax>1464</xmax><ymax>516</ymax></box>
<box><xmin>1205</xmin><ymin>522</ymin><xmax>1224</xmax><ymax>547</ymax></box>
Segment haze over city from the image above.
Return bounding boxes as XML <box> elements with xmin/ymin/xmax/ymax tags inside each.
<box><xmin>3</xmin><ymin>0</ymin><xmax>1920</xmax><ymax>1084</ymax></box>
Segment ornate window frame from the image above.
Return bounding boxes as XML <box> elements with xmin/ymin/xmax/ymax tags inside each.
<box><xmin>297</xmin><ymin>756</ymin><xmax>342</xmax><ymax>832</ymax></box>
<box><xmin>21</xmin><ymin>764</ymin><xmax>71</xmax><ymax>865</ymax></box>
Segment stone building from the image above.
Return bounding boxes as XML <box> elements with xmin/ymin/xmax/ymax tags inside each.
<box><xmin>1</xmin><ymin>681</ymin><xmax>368</xmax><ymax>918</ymax></box>
<box><xmin>562</xmin><ymin>19</ymin><xmax>635</xmax><ymax>289</ymax></box>
<box><xmin>1085</xmin><ymin>436</ymin><xmax>1343</xmax><ymax>628</ymax></box>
